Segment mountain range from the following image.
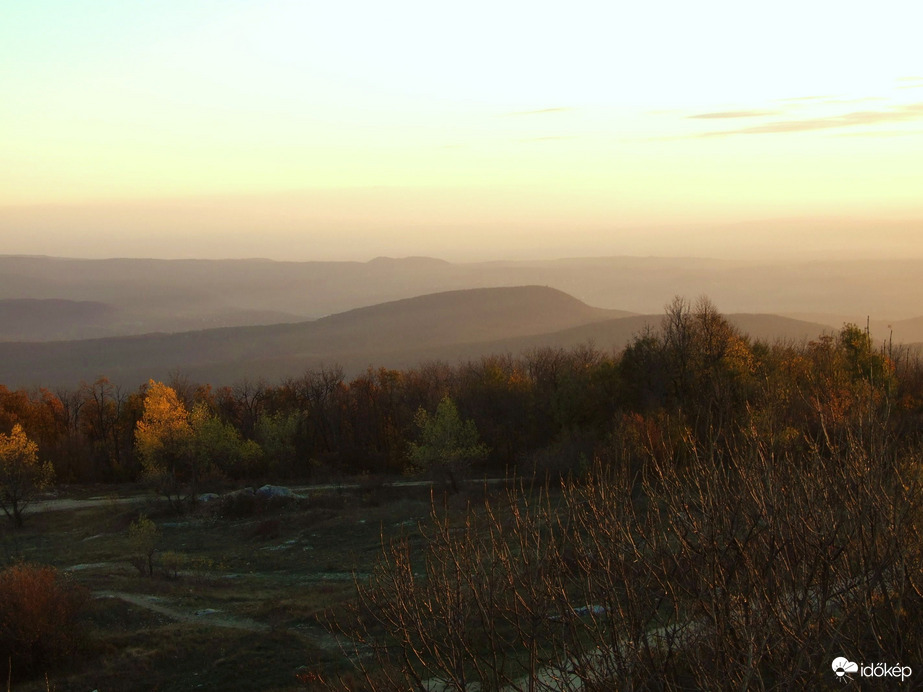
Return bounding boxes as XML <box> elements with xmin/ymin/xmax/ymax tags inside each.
<box><xmin>2</xmin><ymin>254</ymin><xmax>923</xmax><ymax>343</ymax></box>
<box><xmin>0</xmin><ymin>285</ymin><xmax>834</xmax><ymax>390</ymax></box>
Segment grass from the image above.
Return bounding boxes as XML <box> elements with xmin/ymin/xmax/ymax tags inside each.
<box><xmin>1</xmin><ymin>481</ymin><xmax>449</xmax><ymax>691</ymax></box>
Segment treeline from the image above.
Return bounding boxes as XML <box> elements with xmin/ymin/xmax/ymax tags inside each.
<box><xmin>2</xmin><ymin>297</ymin><xmax>921</xmax><ymax>488</ymax></box>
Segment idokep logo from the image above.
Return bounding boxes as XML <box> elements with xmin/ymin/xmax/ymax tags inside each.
<box><xmin>832</xmin><ymin>657</ymin><xmax>858</xmax><ymax>680</ymax></box>
<box><xmin>832</xmin><ymin>656</ymin><xmax>912</xmax><ymax>682</ymax></box>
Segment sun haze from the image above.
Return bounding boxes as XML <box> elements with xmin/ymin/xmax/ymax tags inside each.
<box><xmin>2</xmin><ymin>1</ymin><xmax>921</xmax><ymax>260</ymax></box>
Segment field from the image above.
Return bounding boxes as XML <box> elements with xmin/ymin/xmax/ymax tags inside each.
<box><xmin>4</xmin><ymin>481</ymin><xmax>459</xmax><ymax>691</ymax></box>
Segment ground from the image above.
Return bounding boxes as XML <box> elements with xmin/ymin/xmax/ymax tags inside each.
<box><xmin>1</xmin><ymin>481</ymin><xmax>453</xmax><ymax>691</ymax></box>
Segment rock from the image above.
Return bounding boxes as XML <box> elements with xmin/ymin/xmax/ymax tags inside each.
<box><xmin>573</xmin><ymin>604</ymin><xmax>607</xmax><ymax>617</ymax></box>
<box><xmin>225</xmin><ymin>487</ymin><xmax>255</xmax><ymax>500</ymax></box>
<box><xmin>256</xmin><ymin>484</ymin><xmax>292</xmax><ymax>498</ymax></box>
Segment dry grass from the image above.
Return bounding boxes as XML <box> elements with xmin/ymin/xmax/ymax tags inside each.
<box><xmin>2</xmin><ymin>483</ymin><xmax>439</xmax><ymax>691</ymax></box>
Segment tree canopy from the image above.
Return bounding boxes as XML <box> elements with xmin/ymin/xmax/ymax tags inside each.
<box><xmin>0</xmin><ymin>423</ymin><xmax>53</xmax><ymax>527</ymax></box>
<box><xmin>408</xmin><ymin>395</ymin><xmax>488</xmax><ymax>492</ymax></box>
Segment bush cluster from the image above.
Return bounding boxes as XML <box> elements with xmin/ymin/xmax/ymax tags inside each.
<box><xmin>0</xmin><ymin>563</ymin><xmax>87</xmax><ymax>681</ymax></box>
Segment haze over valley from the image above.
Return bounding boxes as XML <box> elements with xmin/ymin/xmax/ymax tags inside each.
<box><xmin>1</xmin><ymin>252</ymin><xmax>921</xmax><ymax>390</ymax></box>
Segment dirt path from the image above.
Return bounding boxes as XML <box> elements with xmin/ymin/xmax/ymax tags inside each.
<box><xmin>30</xmin><ymin>477</ymin><xmax>512</xmax><ymax>515</ymax></box>
<box><xmin>94</xmin><ymin>590</ymin><xmax>345</xmax><ymax>653</ymax></box>
<box><xmin>94</xmin><ymin>591</ymin><xmax>270</xmax><ymax>632</ymax></box>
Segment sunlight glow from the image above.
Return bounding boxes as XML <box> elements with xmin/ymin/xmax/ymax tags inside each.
<box><xmin>1</xmin><ymin>1</ymin><xmax>922</xmax><ymax>259</ymax></box>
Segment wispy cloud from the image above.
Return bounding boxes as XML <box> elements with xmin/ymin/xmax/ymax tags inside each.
<box><xmin>503</xmin><ymin>107</ymin><xmax>574</xmax><ymax>117</ymax></box>
<box><xmin>776</xmin><ymin>95</ymin><xmax>837</xmax><ymax>103</ymax></box>
<box><xmin>698</xmin><ymin>102</ymin><xmax>923</xmax><ymax>137</ymax></box>
<box><xmin>834</xmin><ymin>128</ymin><xmax>923</xmax><ymax>138</ymax></box>
<box><xmin>821</xmin><ymin>97</ymin><xmax>887</xmax><ymax>105</ymax></box>
<box><xmin>517</xmin><ymin>135</ymin><xmax>577</xmax><ymax>142</ymax></box>
<box><xmin>688</xmin><ymin>110</ymin><xmax>780</xmax><ymax>119</ymax></box>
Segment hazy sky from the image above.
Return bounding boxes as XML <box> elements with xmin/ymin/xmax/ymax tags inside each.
<box><xmin>2</xmin><ymin>1</ymin><xmax>922</xmax><ymax>261</ymax></box>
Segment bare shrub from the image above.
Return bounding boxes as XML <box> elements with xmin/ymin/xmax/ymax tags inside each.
<box><xmin>0</xmin><ymin>563</ymin><xmax>87</xmax><ymax>681</ymax></box>
<box><xmin>329</xmin><ymin>431</ymin><xmax>923</xmax><ymax>690</ymax></box>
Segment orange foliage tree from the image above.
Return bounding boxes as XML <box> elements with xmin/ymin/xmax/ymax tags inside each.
<box><xmin>0</xmin><ymin>424</ymin><xmax>53</xmax><ymax>527</ymax></box>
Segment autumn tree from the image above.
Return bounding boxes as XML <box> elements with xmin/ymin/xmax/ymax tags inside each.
<box><xmin>0</xmin><ymin>424</ymin><xmax>54</xmax><ymax>527</ymax></box>
<box><xmin>135</xmin><ymin>380</ymin><xmax>194</xmax><ymax>508</ymax></box>
<box><xmin>136</xmin><ymin>381</ymin><xmax>266</xmax><ymax>507</ymax></box>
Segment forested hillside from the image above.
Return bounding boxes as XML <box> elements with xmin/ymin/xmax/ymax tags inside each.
<box><xmin>2</xmin><ymin>297</ymin><xmax>917</xmax><ymax>488</ymax></box>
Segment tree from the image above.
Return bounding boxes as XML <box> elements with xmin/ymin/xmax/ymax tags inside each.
<box><xmin>254</xmin><ymin>410</ymin><xmax>303</xmax><ymax>477</ymax></box>
<box><xmin>127</xmin><ymin>514</ymin><xmax>160</xmax><ymax>577</ymax></box>
<box><xmin>135</xmin><ymin>380</ymin><xmax>193</xmax><ymax>508</ymax></box>
<box><xmin>408</xmin><ymin>396</ymin><xmax>487</xmax><ymax>492</ymax></box>
<box><xmin>189</xmin><ymin>402</ymin><xmax>263</xmax><ymax>480</ymax></box>
<box><xmin>136</xmin><ymin>381</ymin><xmax>266</xmax><ymax>507</ymax></box>
<box><xmin>0</xmin><ymin>424</ymin><xmax>53</xmax><ymax>527</ymax></box>
<box><xmin>79</xmin><ymin>377</ymin><xmax>133</xmax><ymax>480</ymax></box>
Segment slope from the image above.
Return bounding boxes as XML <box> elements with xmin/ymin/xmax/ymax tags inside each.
<box><xmin>0</xmin><ymin>286</ymin><xmax>628</xmax><ymax>389</ymax></box>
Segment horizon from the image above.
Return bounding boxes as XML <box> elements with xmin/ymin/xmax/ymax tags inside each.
<box><xmin>2</xmin><ymin>2</ymin><xmax>922</xmax><ymax>262</ymax></box>
<box><xmin>1</xmin><ymin>212</ymin><xmax>922</xmax><ymax>263</ymax></box>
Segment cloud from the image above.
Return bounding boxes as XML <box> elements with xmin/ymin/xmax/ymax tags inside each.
<box><xmin>821</xmin><ymin>97</ymin><xmax>886</xmax><ymax>105</ymax></box>
<box><xmin>834</xmin><ymin>128</ymin><xmax>923</xmax><ymax>138</ymax></box>
<box><xmin>504</xmin><ymin>107</ymin><xmax>573</xmax><ymax>117</ymax></box>
<box><xmin>517</xmin><ymin>135</ymin><xmax>577</xmax><ymax>142</ymax></box>
<box><xmin>698</xmin><ymin>102</ymin><xmax>923</xmax><ymax>137</ymax></box>
<box><xmin>688</xmin><ymin>110</ymin><xmax>780</xmax><ymax>119</ymax></box>
<box><xmin>776</xmin><ymin>95</ymin><xmax>837</xmax><ymax>102</ymax></box>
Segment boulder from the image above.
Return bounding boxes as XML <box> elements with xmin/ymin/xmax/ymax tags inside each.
<box><xmin>255</xmin><ymin>485</ymin><xmax>292</xmax><ymax>498</ymax></box>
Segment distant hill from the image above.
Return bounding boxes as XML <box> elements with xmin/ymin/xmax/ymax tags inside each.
<box><xmin>0</xmin><ymin>297</ymin><xmax>305</xmax><ymax>341</ymax></box>
<box><xmin>2</xmin><ymin>254</ymin><xmax>922</xmax><ymax>341</ymax></box>
<box><xmin>0</xmin><ymin>255</ymin><xmax>465</xmax><ymax>338</ymax></box>
<box><xmin>884</xmin><ymin>317</ymin><xmax>923</xmax><ymax>345</ymax></box>
<box><xmin>0</xmin><ymin>299</ymin><xmax>115</xmax><ymax>341</ymax></box>
<box><xmin>779</xmin><ymin>313</ymin><xmax>923</xmax><ymax>346</ymax></box>
<box><xmin>0</xmin><ymin>285</ymin><xmax>836</xmax><ymax>391</ymax></box>
<box><xmin>0</xmin><ymin>286</ymin><xmax>629</xmax><ymax>389</ymax></box>
<box><xmin>351</xmin><ymin>313</ymin><xmax>833</xmax><ymax>373</ymax></box>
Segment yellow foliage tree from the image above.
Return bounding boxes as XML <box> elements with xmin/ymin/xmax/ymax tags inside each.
<box><xmin>135</xmin><ymin>380</ymin><xmax>263</xmax><ymax>507</ymax></box>
<box><xmin>0</xmin><ymin>424</ymin><xmax>54</xmax><ymax>527</ymax></box>
<box><xmin>135</xmin><ymin>380</ymin><xmax>193</xmax><ymax>508</ymax></box>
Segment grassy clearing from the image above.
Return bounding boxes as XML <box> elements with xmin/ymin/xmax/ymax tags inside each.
<box><xmin>1</xmin><ymin>482</ymin><xmax>458</xmax><ymax>691</ymax></box>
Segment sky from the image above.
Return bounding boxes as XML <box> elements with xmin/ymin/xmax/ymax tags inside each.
<box><xmin>1</xmin><ymin>1</ymin><xmax>922</xmax><ymax>261</ymax></box>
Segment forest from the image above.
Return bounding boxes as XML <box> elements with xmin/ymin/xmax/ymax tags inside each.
<box><xmin>2</xmin><ymin>296</ymin><xmax>921</xmax><ymax>689</ymax></box>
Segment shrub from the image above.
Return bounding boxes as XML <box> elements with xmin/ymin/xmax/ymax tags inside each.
<box><xmin>128</xmin><ymin>514</ymin><xmax>160</xmax><ymax>577</ymax></box>
<box><xmin>0</xmin><ymin>563</ymin><xmax>87</xmax><ymax>681</ymax></box>
<box><xmin>160</xmin><ymin>551</ymin><xmax>215</xmax><ymax>581</ymax></box>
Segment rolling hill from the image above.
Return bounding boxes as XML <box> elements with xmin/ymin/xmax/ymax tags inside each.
<box><xmin>0</xmin><ymin>299</ymin><xmax>116</xmax><ymax>341</ymax></box>
<box><xmin>2</xmin><ymin>254</ymin><xmax>921</xmax><ymax>342</ymax></box>
<box><xmin>0</xmin><ymin>286</ymin><xmax>833</xmax><ymax>391</ymax></box>
<box><xmin>0</xmin><ymin>286</ymin><xmax>629</xmax><ymax>389</ymax></box>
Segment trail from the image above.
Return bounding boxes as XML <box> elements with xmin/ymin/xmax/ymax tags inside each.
<box><xmin>30</xmin><ymin>477</ymin><xmax>512</xmax><ymax>514</ymax></box>
<box><xmin>94</xmin><ymin>590</ymin><xmax>270</xmax><ymax>632</ymax></box>
<box><xmin>94</xmin><ymin>590</ymin><xmax>342</xmax><ymax>652</ymax></box>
